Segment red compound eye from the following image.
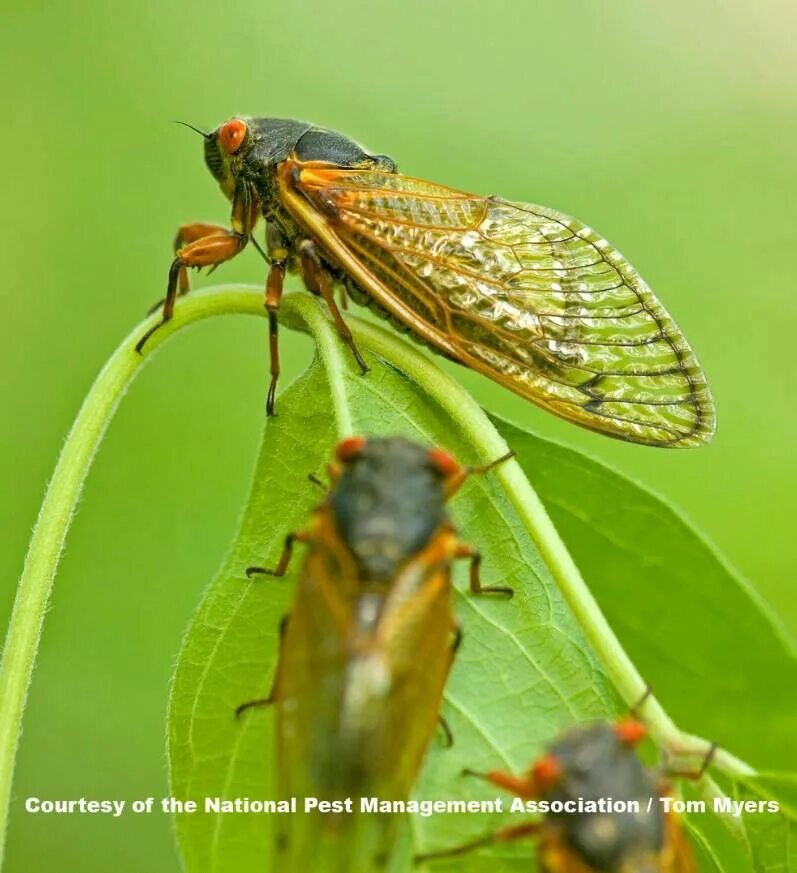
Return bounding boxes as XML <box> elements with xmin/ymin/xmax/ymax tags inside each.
<box><xmin>614</xmin><ymin>718</ymin><xmax>647</xmax><ymax>746</ymax></box>
<box><xmin>428</xmin><ymin>447</ymin><xmax>460</xmax><ymax>478</ymax></box>
<box><xmin>218</xmin><ymin>118</ymin><xmax>247</xmax><ymax>154</ymax></box>
<box><xmin>336</xmin><ymin>436</ymin><xmax>366</xmax><ymax>462</ymax></box>
<box><xmin>532</xmin><ymin>754</ymin><xmax>563</xmax><ymax>792</ymax></box>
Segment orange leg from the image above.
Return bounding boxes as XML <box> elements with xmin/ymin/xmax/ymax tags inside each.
<box><xmin>444</xmin><ymin>450</ymin><xmax>515</xmax><ymax>500</ymax></box>
<box><xmin>136</xmin><ymin>227</ymin><xmax>247</xmax><ymax>354</ymax></box>
<box><xmin>145</xmin><ymin>223</ymin><xmax>232</xmax><ymax>315</ymax></box>
<box><xmin>462</xmin><ymin>767</ymin><xmax>535</xmax><ymax>797</ymax></box>
<box><xmin>415</xmin><ymin>820</ymin><xmax>539</xmax><ymax>863</ymax></box>
<box><xmin>455</xmin><ymin>543</ymin><xmax>513</xmax><ymax>597</ymax></box>
<box><xmin>173</xmin><ymin>222</ymin><xmax>231</xmax><ymax>296</ymax></box>
<box><xmin>265</xmin><ymin>259</ymin><xmax>286</xmax><ymax>416</ymax></box>
<box><xmin>299</xmin><ymin>239</ymin><xmax>369</xmax><ymax>375</ymax></box>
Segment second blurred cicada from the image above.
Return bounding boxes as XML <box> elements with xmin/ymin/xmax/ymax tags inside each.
<box><xmin>418</xmin><ymin>717</ymin><xmax>699</xmax><ymax>872</ymax></box>
<box><xmin>140</xmin><ymin>117</ymin><xmax>715</xmax><ymax>447</ymax></box>
<box><xmin>238</xmin><ymin>436</ymin><xmax>512</xmax><ymax>873</ymax></box>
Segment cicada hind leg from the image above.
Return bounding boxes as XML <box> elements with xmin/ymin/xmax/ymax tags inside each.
<box><xmin>298</xmin><ymin>239</ymin><xmax>370</xmax><ymax>375</ymax></box>
<box><xmin>235</xmin><ymin>614</ymin><xmax>290</xmax><ymax>719</ymax></box>
<box><xmin>264</xmin><ymin>256</ymin><xmax>287</xmax><ymax>416</ymax></box>
<box><xmin>454</xmin><ymin>542</ymin><xmax>514</xmax><ymax>598</ymax></box>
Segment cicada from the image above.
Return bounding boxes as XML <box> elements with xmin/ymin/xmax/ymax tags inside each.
<box><xmin>139</xmin><ymin>117</ymin><xmax>715</xmax><ymax>447</ymax></box>
<box><xmin>238</xmin><ymin>436</ymin><xmax>512</xmax><ymax>872</ymax></box>
<box><xmin>418</xmin><ymin>717</ymin><xmax>698</xmax><ymax>872</ymax></box>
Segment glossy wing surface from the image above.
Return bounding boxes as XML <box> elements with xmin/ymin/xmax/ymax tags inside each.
<box><xmin>285</xmin><ymin>166</ymin><xmax>715</xmax><ymax>446</ymax></box>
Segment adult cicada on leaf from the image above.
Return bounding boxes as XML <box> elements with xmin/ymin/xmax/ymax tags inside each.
<box><xmin>139</xmin><ymin>117</ymin><xmax>715</xmax><ymax>446</ymax></box>
<box><xmin>237</xmin><ymin>436</ymin><xmax>512</xmax><ymax>873</ymax></box>
<box><xmin>418</xmin><ymin>717</ymin><xmax>700</xmax><ymax>872</ymax></box>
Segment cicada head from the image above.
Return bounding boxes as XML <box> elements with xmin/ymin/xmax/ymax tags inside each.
<box><xmin>201</xmin><ymin>117</ymin><xmax>253</xmax><ymax>198</ymax></box>
<box><xmin>537</xmin><ymin>721</ymin><xmax>667</xmax><ymax>871</ymax></box>
<box><xmin>329</xmin><ymin>436</ymin><xmax>455</xmax><ymax>581</ymax></box>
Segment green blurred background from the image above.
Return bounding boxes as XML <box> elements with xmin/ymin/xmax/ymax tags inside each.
<box><xmin>0</xmin><ymin>0</ymin><xmax>794</xmax><ymax>870</ymax></box>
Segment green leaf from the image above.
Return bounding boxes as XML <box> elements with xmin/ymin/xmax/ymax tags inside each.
<box><xmin>683</xmin><ymin>818</ymin><xmax>731</xmax><ymax>873</ymax></box>
<box><xmin>682</xmin><ymin>779</ymin><xmax>752</xmax><ymax>873</ymax></box>
<box><xmin>5</xmin><ymin>282</ymin><xmax>765</xmax><ymax>873</ymax></box>
<box><xmin>168</xmin><ymin>295</ymin><xmax>622</xmax><ymax>872</ymax></box>
<box><xmin>167</xmin><ymin>364</ymin><xmax>335</xmax><ymax>871</ymax></box>
<box><xmin>166</xmin><ymin>289</ymin><xmax>765</xmax><ymax>873</ymax></box>
<box><xmin>732</xmin><ymin>773</ymin><xmax>797</xmax><ymax>871</ymax></box>
<box><xmin>491</xmin><ymin>415</ymin><xmax>797</xmax><ymax>771</ymax></box>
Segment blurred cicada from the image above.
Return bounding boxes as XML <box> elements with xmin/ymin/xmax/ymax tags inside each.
<box><xmin>238</xmin><ymin>436</ymin><xmax>512</xmax><ymax>872</ymax></box>
<box><xmin>418</xmin><ymin>717</ymin><xmax>699</xmax><ymax>872</ymax></box>
<box><xmin>139</xmin><ymin>117</ymin><xmax>715</xmax><ymax>446</ymax></box>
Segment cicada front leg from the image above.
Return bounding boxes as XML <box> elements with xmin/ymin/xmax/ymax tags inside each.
<box><xmin>416</xmin><ymin>766</ymin><xmax>539</xmax><ymax>862</ymax></box>
<box><xmin>144</xmin><ymin>222</ymin><xmax>232</xmax><ymax>315</ymax></box>
<box><xmin>245</xmin><ymin>530</ymin><xmax>311</xmax><ymax>579</ymax></box>
<box><xmin>461</xmin><ymin>766</ymin><xmax>535</xmax><ymax>796</ymax></box>
<box><xmin>137</xmin><ymin>182</ymin><xmax>257</xmax><ymax>354</ymax></box>
<box><xmin>174</xmin><ymin>223</ymin><xmax>234</xmax><ymax>296</ymax></box>
<box><xmin>441</xmin><ymin>449</ymin><xmax>515</xmax><ymax>501</ymax></box>
<box><xmin>415</xmin><ymin>821</ymin><xmax>540</xmax><ymax>864</ymax></box>
<box><xmin>136</xmin><ymin>224</ymin><xmax>247</xmax><ymax>353</ymax></box>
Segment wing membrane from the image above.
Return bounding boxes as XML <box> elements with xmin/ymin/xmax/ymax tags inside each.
<box><xmin>275</xmin><ymin>530</ymin><xmax>453</xmax><ymax>870</ymax></box>
<box><xmin>282</xmin><ymin>165</ymin><xmax>715</xmax><ymax>446</ymax></box>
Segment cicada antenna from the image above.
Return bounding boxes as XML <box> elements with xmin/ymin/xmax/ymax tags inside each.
<box><xmin>173</xmin><ymin>120</ymin><xmax>212</xmax><ymax>139</ymax></box>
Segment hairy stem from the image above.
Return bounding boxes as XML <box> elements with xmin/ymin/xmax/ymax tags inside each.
<box><xmin>0</xmin><ymin>287</ymin><xmax>263</xmax><ymax>865</ymax></box>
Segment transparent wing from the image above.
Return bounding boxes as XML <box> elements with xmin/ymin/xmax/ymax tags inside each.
<box><xmin>282</xmin><ymin>165</ymin><xmax>715</xmax><ymax>446</ymax></box>
<box><xmin>663</xmin><ymin>812</ymin><xmax>697</xmax><ymax>873</ymax></box>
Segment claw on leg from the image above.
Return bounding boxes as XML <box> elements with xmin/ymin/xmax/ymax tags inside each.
<box><xmin>136</xmin><ymin>226</ymin><xmax>246</xmax><ymax>355</ymax></box>
<box><xmin>265</xmin><ymin>261</ymin><xmax>286</xmax><ymax>415</ymax></box>
<box><xmin>457</xmin><ymin>543</ymin><xmax>513</xmax><ymax>598</ymax></box>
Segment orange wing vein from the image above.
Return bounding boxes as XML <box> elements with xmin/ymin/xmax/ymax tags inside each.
<box><xmin>279</xmin><ymin>163</ymin><xmax>716</xmax><ymax>447</ymax></box>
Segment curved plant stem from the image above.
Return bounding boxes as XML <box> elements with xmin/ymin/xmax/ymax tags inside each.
<box><xmin>281</xmin><ymin>293</ymin><xmax>354</xmax><ymax>436</ymax></box>
<box><xmin>0</xmin><ymin>286</ymin><xmax>264</xmax><ymax>865</ymax></box>
<box><xmin>0</xmin><ymin>284</ymin><xmax>754</xmax><ymax>868</ymax></box>
<box><xmin>280</xmin><ymin>292</ymin><xmax>756</xmax><ymax>781</ymax></box>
